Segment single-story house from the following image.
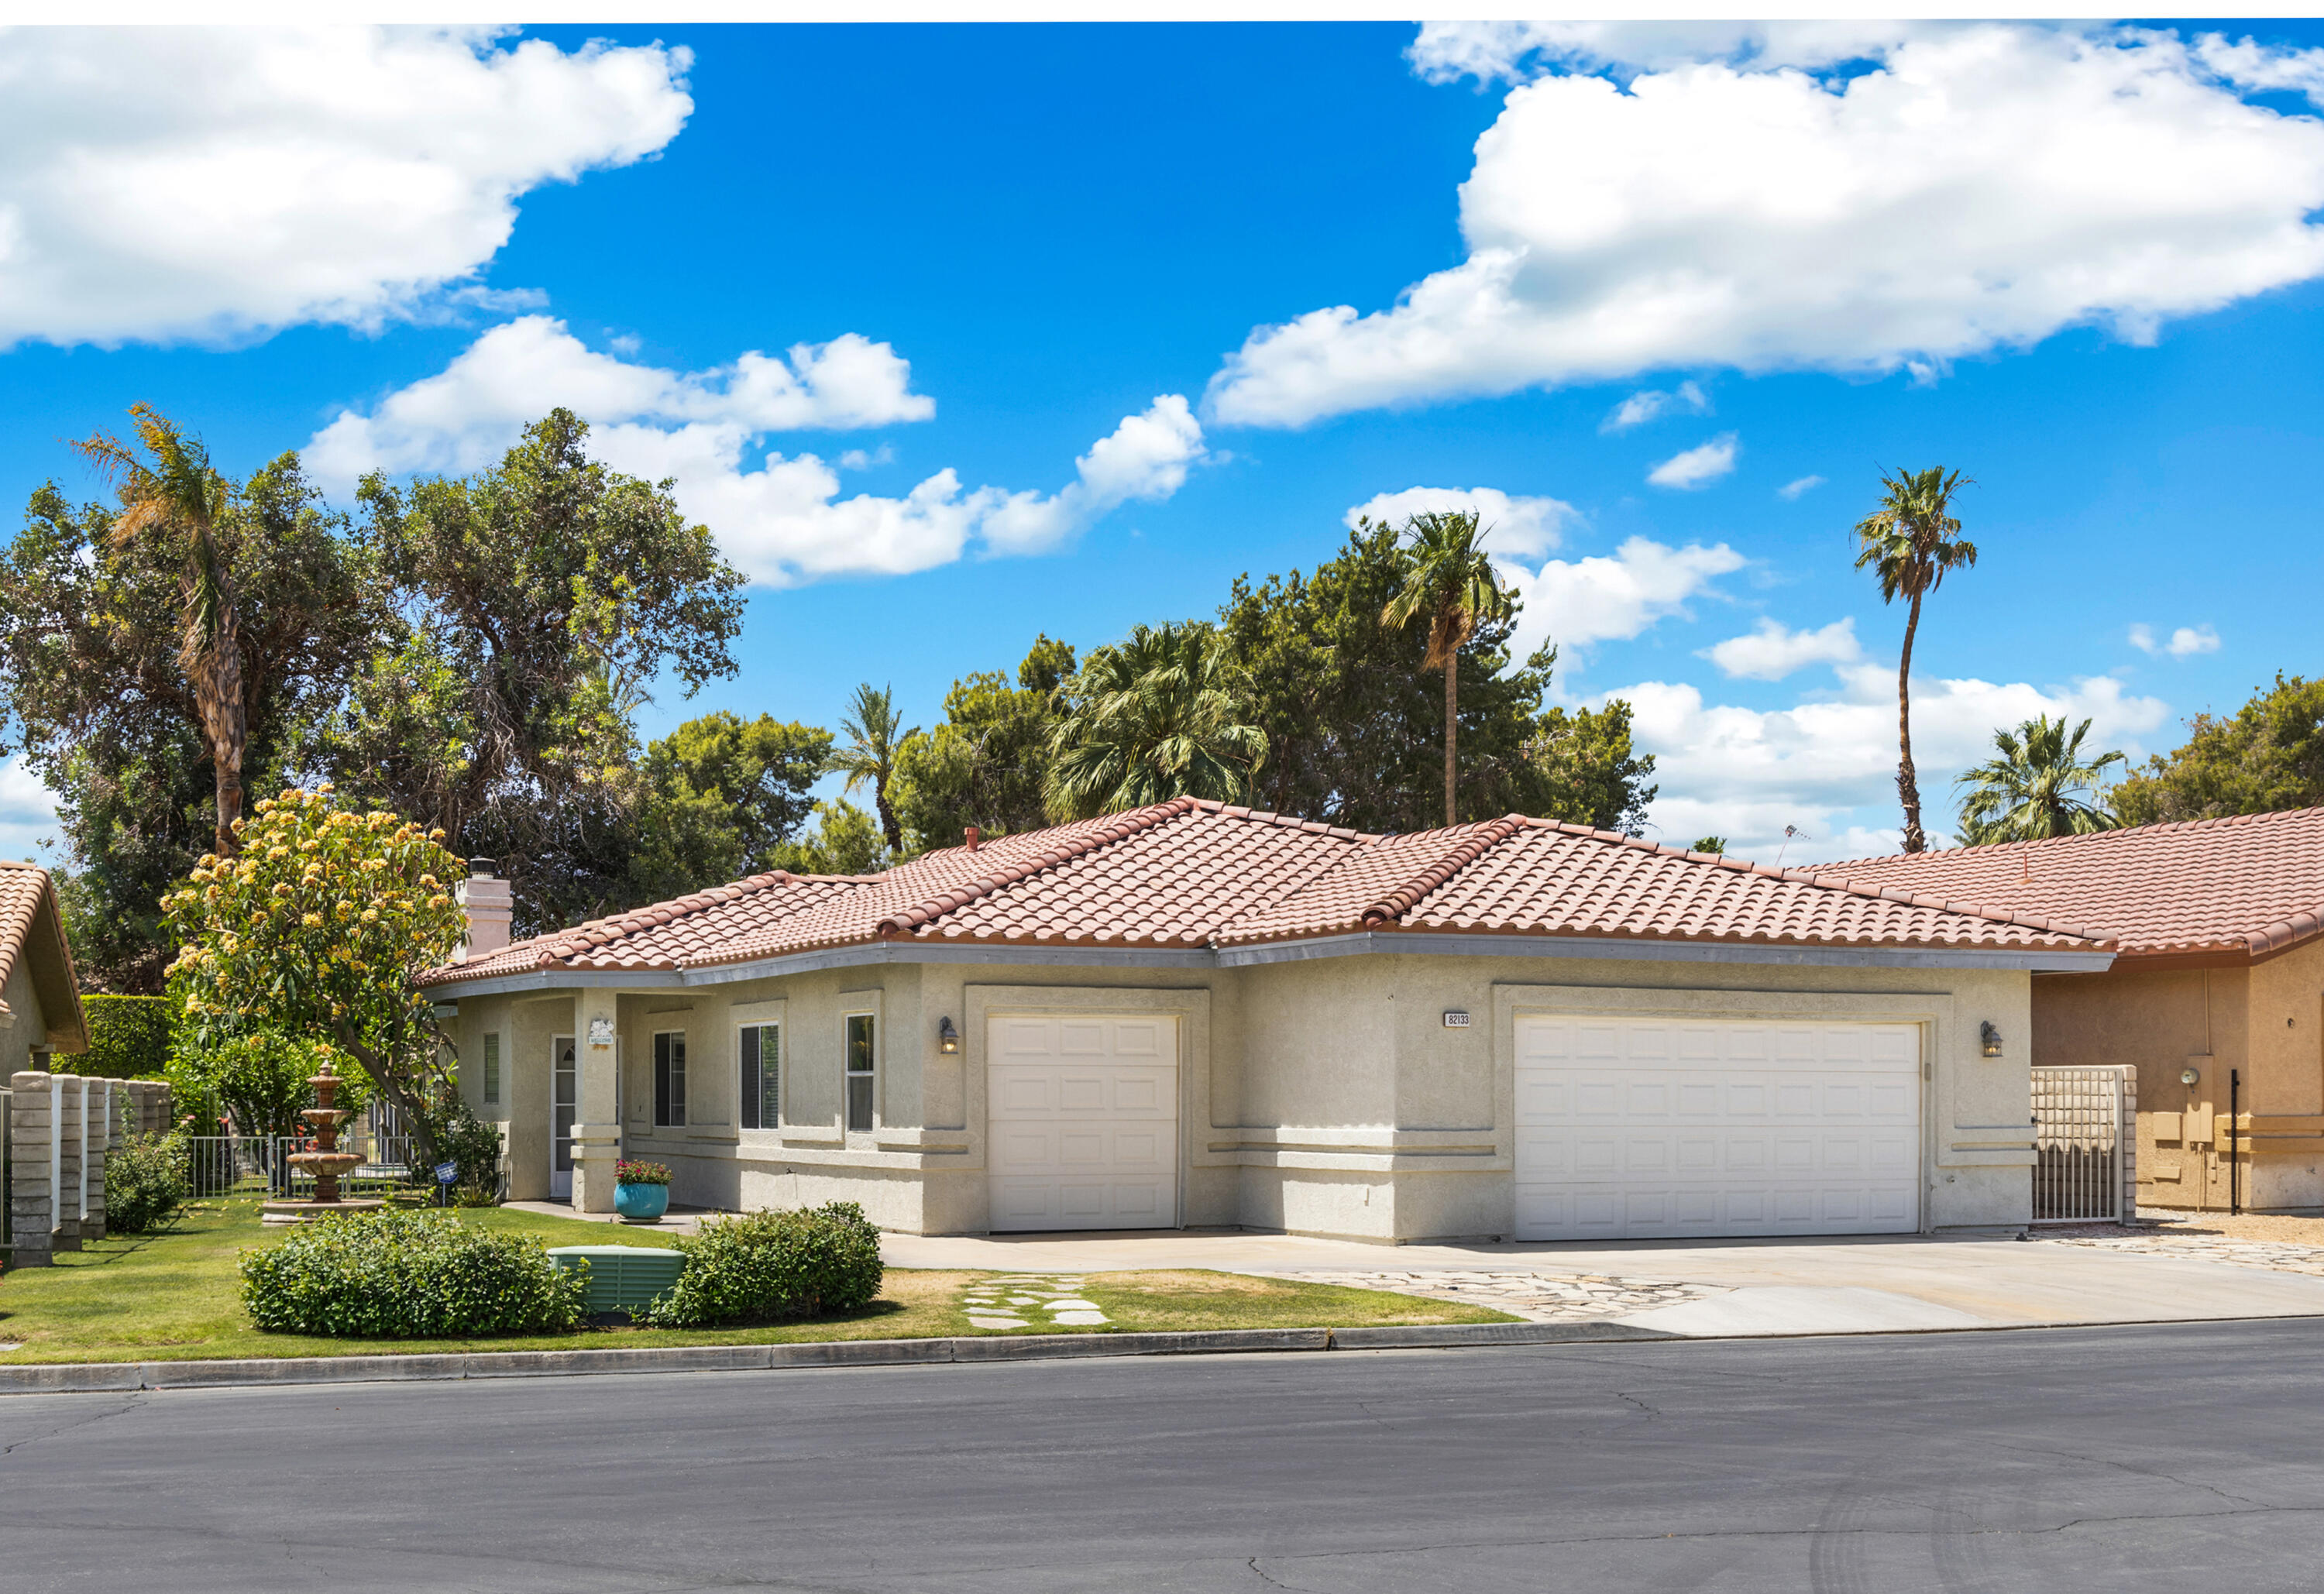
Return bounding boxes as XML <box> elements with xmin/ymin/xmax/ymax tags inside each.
<box><xmin>1810</xmin><ymin>808</ymin><xmax>2324</xmax><ymax>1214</ymax></box>
<box><xmin>0</xmin><ymin>861</ymin><xmax>88</xmax><ymax>1074</ymax></box>
<box><xmin>420</xmin><ymin>799</ymin><xmax>2116</xmax><ymax>1242</ymax></box>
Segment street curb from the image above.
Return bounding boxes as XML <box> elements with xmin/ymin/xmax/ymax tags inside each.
<box><xmin>0</xmin><ymin>1320</ymin><xmax>1679</xmax><ymax>1394</ymax></box>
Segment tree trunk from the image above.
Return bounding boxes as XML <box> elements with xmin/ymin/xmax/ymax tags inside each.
<box><xmin>333</xmin><ymin>1023</ymin><xmax>447</xmax><ymax>1170</ymax></box>
<box><xmin>1896</xmin><ymin>591</ymin><xmax>1925</xmax><ymax>854</ymax></box>
<box><xmin>196</xmin><ymin>638</ymin><xmax>247</xmax><ymax>857</ymax></box>
<box><xmin>874</xmin><ymin>776</ymin><xmax>902</xmax><ymax>856</ymax></box>
<box><xmin>1444</xmin><ymin>659</ymin><xmax>1458</xmax><ymax>828</ymax></box>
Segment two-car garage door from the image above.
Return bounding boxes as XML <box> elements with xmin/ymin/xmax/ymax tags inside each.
<box><xmin>1514</xmin><ymin>1014</ymin><xmax>1921</xmax><ymax>1242</ymax></box>
<box><xmin>988</xmin><ymin>1014</ymin><xmax>1178</xmax><ymax>1232</ymax></box>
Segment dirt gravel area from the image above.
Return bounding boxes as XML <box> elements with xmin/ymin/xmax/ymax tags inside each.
<box><xmin>2142</xmin><ymin>1212</ymin><xmax>2324</xmax><ymax>1244</ymax></box>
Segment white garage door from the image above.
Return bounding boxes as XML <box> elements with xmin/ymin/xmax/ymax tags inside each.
<box><xmin>988</xmin><ymin>1014</ymin><xmax>1178</xmax><ymax>1232</ymax></box>
<box><xmin>1514</xmin><ymin>1015</ymin><xmax>1920</xmax><ymax>1242</ymax></box>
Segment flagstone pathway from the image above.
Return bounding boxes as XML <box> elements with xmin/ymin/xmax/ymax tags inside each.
<box><xmin>961</xmin><ymin>1274</ymin><xmax>1111</xmax><ymax>1330</ymax></box>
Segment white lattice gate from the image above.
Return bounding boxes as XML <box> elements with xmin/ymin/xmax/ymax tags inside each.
<box><xmin>2031</xmin><ymin>1066</ymin><xmax>2134</xmax><ymax>1223</ymax></box>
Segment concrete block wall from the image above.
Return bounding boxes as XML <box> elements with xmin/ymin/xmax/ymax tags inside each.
<box><xmin>9</xmin><ymin>1070</ymin><xmax>53</xmax><ymax>1265</ymax></box>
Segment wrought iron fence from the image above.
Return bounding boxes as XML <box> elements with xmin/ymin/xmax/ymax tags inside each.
<box><xmin>184</xmin><ymin>1134</ymin><xmax>426</xmax><ymax>1200</ymax></box>
<box><xmin>2031</xmin><ymin>1066</ymin><xmax>2135</xmax><ymax>1224</ymax></box>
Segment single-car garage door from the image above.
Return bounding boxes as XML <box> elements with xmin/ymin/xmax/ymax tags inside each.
<box><xmin>988</xmin><ymin>1014</ymin><xmax>1178</xmax><ymax>1232</ymax></box>
<box><xmin>1514</xmin><ymin>1015</ymin><xmax>1920</xmax><ymax>1242</ymax></box>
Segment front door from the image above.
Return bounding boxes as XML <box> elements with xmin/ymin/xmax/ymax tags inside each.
<box><xmin>551</xmin><ymin>1035</ymin><xmax>577</xmax><ymax>1200</ymax></box>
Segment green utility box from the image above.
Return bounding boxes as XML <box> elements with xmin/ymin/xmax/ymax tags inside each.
<box><xmin>548</xmin><ymin>1245</ymin><xmax>684</xmax><ymax>1316</ymax></box>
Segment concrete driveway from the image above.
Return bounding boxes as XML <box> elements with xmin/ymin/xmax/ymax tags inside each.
<box><xmin>880</xmin><ymin>1227</ymin><xmax>2324</xmax><ymax>1337</ymax></box>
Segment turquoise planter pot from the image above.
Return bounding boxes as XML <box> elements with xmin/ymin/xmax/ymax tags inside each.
<box><xmin>614</xmin><ymin>1182</ymin><xmax>669</xmax><ymax>1222</ymax></box>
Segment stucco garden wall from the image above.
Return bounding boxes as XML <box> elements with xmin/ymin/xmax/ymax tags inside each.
<box><xmin>2033</xmin><ymin>945</ymin><xmax>2324</xmax><ymax>1212</ymax></box>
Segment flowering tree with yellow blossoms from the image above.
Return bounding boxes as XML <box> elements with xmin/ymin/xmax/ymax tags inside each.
<box><xmin>163</xmin><ymin>786</ymin><xmax>468</xmax><ymax>1165</ymax></box>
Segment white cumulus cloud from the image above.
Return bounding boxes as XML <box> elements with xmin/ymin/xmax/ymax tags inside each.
<box><xmin>1501</xmin><ymin>535</ymin><xmax>1745</xmax><ymax>660</ymax></box>
<box><xmin>0</xmin><ymin>26</ymin><xmax>692</xmax><ymax>349</ymax></box>
<box><xmin>1209</xmin><ymin>25</ymin><xmax>2324</xmax><ymax>428</ymax></box>
<box><xmin>1647</xmin><ymin>434</ymin><xmax>1739</xmax><ymax>490</ymax></box>
<box><xmin>1600</xmin><ymin>380</ymin><xmax>1708</xmax><ymax>432</ymax></box>
<box><xmin>1703</xmin><ymin>617</ymin><xmax>1862</xmax><ymax>681</ymax></box>
<box><xmin>308</xmin><ymin>320</ymin><xmax>1203</xmax><ymax>586</ymax></box>
<box><xmin>1343</xmin><ymin>485</ymin><xmax>1577</xmax><ymax>559</ymax></box>
<box><xmin>1614</xmin><ymin>664</ymin><xmax>2170</xmax><ymax>861</ymax></box>
<box><xmin>2129</xmin><ymin>622</ymin><xmax>2222</xmax><ymax>658</ymax></box>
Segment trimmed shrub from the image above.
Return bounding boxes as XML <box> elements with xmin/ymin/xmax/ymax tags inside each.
<box><xmin>80</xmin><ymin>995</ymin><xmax>176</xmax><ymax>1080</ymax></box>
<box><xmin>240</xmin><ymin>1210</ymin><xmax>587</xmax><ymax>1338</ymax></box>
<box><xmin>105</xmin><ymin>1132</ymin><xmax>190</xmax><ymax>1233</ymax></box>
<box><xmin>641</xmin><ymin>1202</ymin><xmax>884</xmax><ymax>1328</ymax></box>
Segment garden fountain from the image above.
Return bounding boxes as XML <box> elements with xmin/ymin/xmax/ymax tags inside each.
<box><xmin>260</xmin><ymin>1060</ymin><xmax>387</xmax><ymax>1225</ymax></box>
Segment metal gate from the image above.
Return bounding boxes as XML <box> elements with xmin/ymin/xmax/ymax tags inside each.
<box><xmin>2031</xmin><ymin>1066</ymin><xmax>2132</xmax><ymax>1223</ymax></box>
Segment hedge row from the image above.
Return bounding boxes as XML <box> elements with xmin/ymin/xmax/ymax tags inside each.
<box><xmin>77</xmin><ymin>994</ymin><xmax>174</xmax><ymax>1079</ymax></box>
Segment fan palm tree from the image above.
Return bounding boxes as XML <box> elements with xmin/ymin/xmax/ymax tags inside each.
<box><xmin>1954</xmin><ymin>715</ymin><xmax>2126</xmax><ymax>844</ymax></box>
<box><xmin>1853</xmin><ymin>466</ymin><xmax>1978</xmax><ymax>853</ymax></box>
<box><xmin>1379</xmin><ymin>510</ymin><xmax>1517</xmax><ymax>827</ymax></box>
<box><xmin>72</xmin><ymin>405</ymin><xmax>246</xmax><ymax>856</ymax></box>
<box><xmin>825</xmin><ymin>682</ymin><xmax>917</xmax><ymax>855</ymax></box>
<box><xmin>1044</xmin><ymin>622</ymin><xmax>1267</xmax><ymax>819</ymax></box>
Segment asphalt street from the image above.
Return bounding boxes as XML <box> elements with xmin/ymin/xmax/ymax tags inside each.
<box><xmin>3</xmin><ymin>1321</ymin><xmax>2321</xmax><ymax>1593</ymax></box>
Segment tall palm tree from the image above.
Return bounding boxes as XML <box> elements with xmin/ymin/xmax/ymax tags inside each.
<box><xmin>1044</xmin><ymin>622</ymin><xmax>1267</xmax><ymax>819</ymax></box>
<box><xmin>1954</xmin><ymin>715</ymin><xmax>2126</xmax><ymax>844</ymax></box>
<box><xmin>825</xmin><ymin>682</ymin><xmax>917</xmax><ymax>855</ymax></box>
<box><xmin>1379</xmin><ymin>510</ymin><xmax>1517</xmax><ymax>828</ymax></box>
<box><xmin>72</xmin><ymin>405</ymin><xmax>246</xmax><ymax>856</ymax></box>
<box><xmin>1853</xmin><ymin>466</ymin><xmax>1978</xmax><ymax>854</ymax></box>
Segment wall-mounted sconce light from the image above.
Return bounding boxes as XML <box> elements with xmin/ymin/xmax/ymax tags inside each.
<box><xmin>1979</xmin><ymin>1021</ymin><xmax>2003</xmax><ymax>1059</ymax></box>
<box><xmin>938</xmin><ymin>1016</ymin><xmax>960</xmax><ymax>1054</ymax></box>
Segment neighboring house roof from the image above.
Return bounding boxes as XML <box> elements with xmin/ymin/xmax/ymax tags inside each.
<box><xmin>0</xmin><ymin>861</ymin><xmax>87</xmax><ymax>1051</ymax></box>
<box><xmin>1809</xmin><ymin>807</ymin><xmax>2324</xmax><ymax>964</ymax></box>
<box><xmin>421</xmin><ymin>801</ymin><xmax>2111</xmax><ymax>990</ymax></box>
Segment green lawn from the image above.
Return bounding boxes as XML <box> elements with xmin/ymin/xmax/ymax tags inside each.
<box><xmin>0</xmin><ymin>1200</ymin><xmax>1510</xmax><ymax>1364</ymax></box>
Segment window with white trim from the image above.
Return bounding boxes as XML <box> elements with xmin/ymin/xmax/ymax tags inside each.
<box><xmin>653</xmin><ymin>1031</ymin><xmax>687</xmax><ymax>1127</ymax></box>
<box><xmin>739</xmin><ymin>1022</ymin><xmax>780</xmax><ymax>1130</ymax></box>
<box><xmin>844</xmin><ymin>1012</ymin><xmax>875</xmax><ymax>1132</ymax></box>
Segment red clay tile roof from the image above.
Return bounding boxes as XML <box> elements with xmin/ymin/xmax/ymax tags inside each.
<box><xmin>420</xmin><ymin>802</ymin><xmax>2111</xmax><ymax>987</ymax></box>
<box><xmin>0</xmin><ymin>862</ymin><xmax>86</xmax><ymax>1051</ymax></box>
<box><xmin>1807</xmin><ymin>808</ymin><xmax>2324</xmax><ymax>960</ymax></box>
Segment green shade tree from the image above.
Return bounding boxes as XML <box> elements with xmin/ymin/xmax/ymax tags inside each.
<box><xmin>337</xmin><ymin>409</ymin><xmax>746</xmax><ymax>933</ymax></box>
<box><xmin>0</xmin><ymin>448</ymin><xmax>384</xmax><ymax>990</ymax></box>
<box><xmin>772</xmin><ymin>799</ymin><xmax>889</xmax><ymax>875</ymax></box>
<box><xmin>1527</xmin><ymin>701</ymin><xmax>1659</xmax><ymax>836</ymax></box>
<box><xmin>1380</xmin><ymin>510</ymin><xmax>1518</xmax><ymax>827</ymax></box>
<box><xmin>1852</xmin><ymin>466</ymin><xmax>1978</xmax><ymax>854</ymax></box>
<box><xmin>1219</xmin><ymin>523</ymin><xmax>1649</xmax><ymax>835</ymax></box>
<box><xmin>825</xmin><ymin>683</ymin><xmax>917</xmax><ymax>855</ymax></box>
<box><xmin>1954</xmin><ymin>715</ymin><xmax>2126</xmax><ymax>843</ymax></box>
<box><xmin>1045</xmin><ymin>622</ymin><xmax>1267</xmax><ymax>819</ymax></box>
<box><xmin>890</xmin><ymin>636</ymin><xmax>1074</xmax><ymax>853</ymax></box>
<box><xmin>626</xmin><ymin>712</ymin><xmax>833</xmax><ymax>902</ymax></box>
<box><xmin>2112</xmin><ymin>674</ymin><xmax>2324</xmax><ymax>827</ymax></box>
<box><xmin>1690</xmin><ymin>835</ymin><xmax>1728</xmax><ymax>855</ymax></box>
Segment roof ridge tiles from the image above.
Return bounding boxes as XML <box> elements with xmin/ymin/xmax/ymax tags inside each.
<box><xmin>874</xmin><ymin>797</ymin><xmax>1200</xmax><ymax>938</ymax></box>
<box><xmin>1360</xmin><ymin>816</ymin><xmax>1528</xmax><ymax>928</ymax></box>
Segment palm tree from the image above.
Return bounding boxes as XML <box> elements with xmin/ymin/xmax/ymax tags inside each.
<box><xmin>73</xmin><ymin>406</ymin><xmax>246</xmax><ymax>856</ymax></box>
<box><xmin>1853</xmin><ymin>466</ymin><xmax>1978</xmax><ymax>854</ymax></box>
<box><xmin>825</xmin><ymin>683</ymin><xmax>917</xmax><ymax>855</ymax></box>
<box><xmin>1044</xmin><ymin>622</ymin><xmax>1267</xmax><ymax>819</ymax></box>
<box><xmin>1379</xmin><ymin>510</ymin><xmax>1517</xmax><ymax>828</ymax></box>
<box><xmin>1954</xmin><ymin>715</ymin><xmax>2126</xmax><ymax>844</ymax></box>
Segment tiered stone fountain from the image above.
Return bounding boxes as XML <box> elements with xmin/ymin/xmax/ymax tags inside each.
<box><xmin>260</xmin><ymin>1060</ymin><xmax>387</xmax><ymax>1225</ymax></box>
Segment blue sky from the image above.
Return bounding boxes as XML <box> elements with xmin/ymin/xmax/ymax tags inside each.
<box><xmin>5</xmin><ymin>19</ymin><xmax>2323</xmax><ymax>864</ymax></box>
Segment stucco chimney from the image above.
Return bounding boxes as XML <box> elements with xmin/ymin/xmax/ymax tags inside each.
<box><xmin>454</xmin><ymin>859</ymin><xmax>513</xmax><ymax>964</ymax></box>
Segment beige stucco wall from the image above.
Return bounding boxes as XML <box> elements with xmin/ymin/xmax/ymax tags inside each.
<box><xmin>447</xmin><ymin>945</ymin><xmax>2037</xmax><ymax>1239</ymax></box>
<box><xmin>0</xmin><ymin>957</ymin><xmax>47</xmax><ymax>1078</ymax></box>
<box><xmin>2033</xmin><ymin>943</ymin><xmax>2324</xmax><ymax>1211</ymax></box>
